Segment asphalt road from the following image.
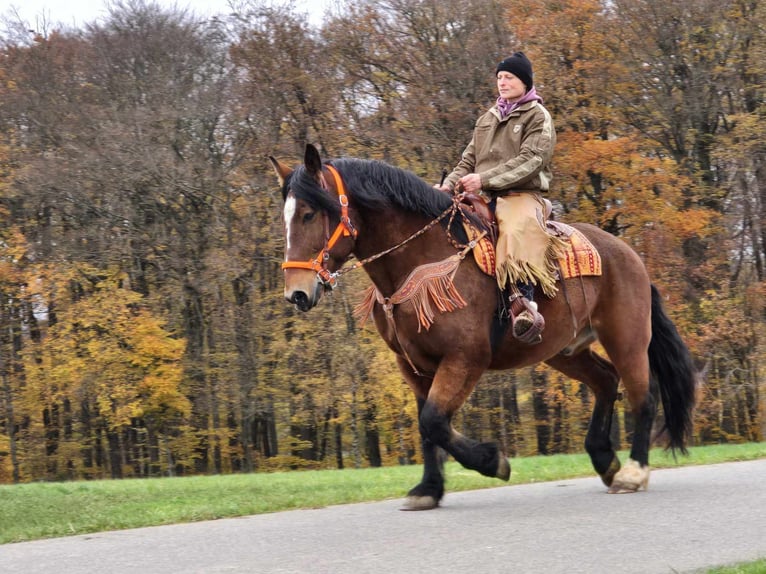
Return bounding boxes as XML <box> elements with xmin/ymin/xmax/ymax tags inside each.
<box><xmin>2</xmin><ymin>459</ymin><xmax>765</xmax><ymax>574</ymax></box>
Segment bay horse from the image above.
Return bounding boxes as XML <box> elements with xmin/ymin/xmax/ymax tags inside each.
<box><xmin>270</xmin><ymin>143</ymin><xmax>696</xmax><ymax>510</ymax></box>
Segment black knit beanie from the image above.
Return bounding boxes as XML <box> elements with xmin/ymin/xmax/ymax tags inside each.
<box><xmin>496</xmin><ymin>52</ymin><xmax>534</xmax><ymax>91</ymax></box>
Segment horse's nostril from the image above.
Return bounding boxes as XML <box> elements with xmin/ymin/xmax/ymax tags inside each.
<box><xmin>292</xmin><ymin>291</ymin><xmax>310</xmax><ymax>311</ymax></box>
<box><xmin>292</xmin><ymin>291</ymin><xmax>307</xmax><ymax>305</ymax></box>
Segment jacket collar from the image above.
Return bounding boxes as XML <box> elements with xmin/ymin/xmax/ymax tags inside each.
<box><xmin>490</xmin><ymin>99</ymin><xmax>538</xmax><ymax>121</ymax></box>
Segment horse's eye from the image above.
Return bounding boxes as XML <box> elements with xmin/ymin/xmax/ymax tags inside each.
<box><xmin>303</xmin><ymin>211</ymin><xmax>317</xmax><ymax>224</ymax></box>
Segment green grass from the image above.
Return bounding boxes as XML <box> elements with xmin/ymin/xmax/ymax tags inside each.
<box><xmin>706</xmin><ymin>559</ymin><xmax>766</xmax><ymax>573</ymax></box>
<box><xmin>1</xmin><ymin>442</ymin><xmax>764</xmax><ymax>544</ymax></box>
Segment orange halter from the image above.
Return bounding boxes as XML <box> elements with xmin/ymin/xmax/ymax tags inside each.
<box><xmin>281</xmin><ymin>165</ymin><xmax>357</xmax><ymax>288</ymax></box>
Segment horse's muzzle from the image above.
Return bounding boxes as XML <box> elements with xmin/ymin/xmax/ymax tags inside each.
<box><xmin>284</xmin><ymin>269</ymin><xmax>327</xmax><ymax>311</ymax></box>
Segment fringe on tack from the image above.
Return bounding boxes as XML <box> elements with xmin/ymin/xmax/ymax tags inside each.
<box><xmin>352</xmin><ymin>254</ymin><xmax>467</xmax><ymax>332</ymax></box>
<box><xmin>353</xmin><ymin>285</ymin><xmax>378</xmax><ymax>328</ymax></box>
<box><xmin>408</xmin><ymin>268</ymin><xmax>466</xmax><ymax>332</ymax></box>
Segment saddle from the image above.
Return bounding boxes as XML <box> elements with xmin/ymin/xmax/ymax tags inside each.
<box><xmin>460</xmin><ymin>192</ymin><xmax>496</xmax><ymax>231</ymax></box>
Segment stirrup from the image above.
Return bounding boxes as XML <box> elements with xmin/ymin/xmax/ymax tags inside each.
<box><xmin>511</xmin><ymin>298</ymin><xmax>544</xmax><ymax>344</ymax></box>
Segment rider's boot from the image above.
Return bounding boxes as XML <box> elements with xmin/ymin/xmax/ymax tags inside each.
<box><xmin>511</xmin><ymin>283</ymin><xmax>544</xmax><ymax>344</ymax></box>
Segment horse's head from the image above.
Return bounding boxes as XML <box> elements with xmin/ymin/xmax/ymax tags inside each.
<box><xmin>269</xmin><ymin>144</ymin><xmax>356</xmax><ymax>312</ymax></box>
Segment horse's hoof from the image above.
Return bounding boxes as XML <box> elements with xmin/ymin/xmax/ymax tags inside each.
<box><xmin>496</xmin><ymin>457</ymin><xmax>511</xmax><ymax>481</ymax></box>
<box><xmin>401</xmin><ymin>495</ymin><xmax>439</xmax><ymax>511</ymax></box>
<box><xmin>600</xmin><ymin>456</ymin><xmax>621</xmax><ymax>487</ymax></box>
<box><xmin>607</xmin><ymin>459</ymin><xmax>649</xmax><ymax>494</ymax></box>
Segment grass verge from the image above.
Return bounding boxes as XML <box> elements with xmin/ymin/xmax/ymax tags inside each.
<box><xmin>1</xmin><ymin>442</ymin><xmax>764</xmax><ymax>544</ymax></box>
<box><xmin>706</xmin><ymin>559</ymin><xmax>766</xmax><ymax>573</ymax></box>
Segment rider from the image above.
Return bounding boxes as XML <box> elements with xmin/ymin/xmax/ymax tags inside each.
<box><xmin>436</xmin><ymin>51</ymin><xmax>562</xmax><ymax>344</ymax></box>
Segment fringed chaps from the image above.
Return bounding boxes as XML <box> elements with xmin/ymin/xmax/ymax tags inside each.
<box><xmin>494</xmin><ymin>193</ymin><xmax>568</xmax><ymax>298</ymax></box>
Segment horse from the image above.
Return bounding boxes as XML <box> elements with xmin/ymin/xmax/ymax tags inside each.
<box><xmin>270</xmin><ymin>143</ymin><xmax>697</xmax><ymax>510</ymax></box>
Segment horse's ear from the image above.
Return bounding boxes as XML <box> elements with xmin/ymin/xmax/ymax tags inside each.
<box><xmin>269</xmin><ymin>156</ymin><xmax>293</xmax><ymax>187</ymax></box>
<box><xmin>304</xmin><ymin>143</ymin><xmax>323</xmax><ymax>177</ymax></box>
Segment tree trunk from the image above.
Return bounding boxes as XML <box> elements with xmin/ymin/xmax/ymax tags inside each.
<box><xmin>506</xmin><ymin>377</ymin><xmax>523</xmax><ymax>456</ymax></box>
<box><xmin>1</xmin><ymin>371</ymin><xmax>20</xmax><ymax>483</ymax></box>
<box><xmin>233</xmin><ymin>273</ymin><xmax>256</xmax><ymax>473</ymax></box>
<box><xmin>334</xmin><ymin>415</ymin><xmax>344</xmax><ymax>470</ymax></box>
<box><xmin>364</xmin><ymin>404</ymin><xmax>382</xmax><ymax>467</ymax></box>
<box><xmin>532</xmin><ymin>370</ymin><xmax>551</xmax><ymax>455</ymax></box>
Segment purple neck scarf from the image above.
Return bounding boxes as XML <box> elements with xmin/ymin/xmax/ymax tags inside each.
<box><xmin>496</xmin><ymin>87</ymin><xmax>542</xmax><ymax>118</ymax></box>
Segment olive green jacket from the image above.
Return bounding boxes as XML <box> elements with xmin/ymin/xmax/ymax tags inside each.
<box><xmin>444</xmin><ymin>99</ymin><xmax>556</xmax><ymax>196</ymax></box>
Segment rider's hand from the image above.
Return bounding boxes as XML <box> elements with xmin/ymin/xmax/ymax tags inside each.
<box><xmin>458</xmin><ymin>174</ymin><xmax>482</xmax><ymax>194</ymax></box>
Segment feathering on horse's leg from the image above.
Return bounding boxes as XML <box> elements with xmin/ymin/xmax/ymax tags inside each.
<box><xmin>610</xmin><ymin>388</ymin><xmax>655</xmax><ymax>494</ymax></box>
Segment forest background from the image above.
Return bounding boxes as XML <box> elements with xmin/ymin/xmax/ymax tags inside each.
<box><xmin>0</xmin><ymin>0</ymin><xmax>764</xmax><ymax>484</ymax></box>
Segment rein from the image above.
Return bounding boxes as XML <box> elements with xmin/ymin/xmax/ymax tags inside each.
<box><xmin>333</xmin><ymin>198</ymin><xmax>462</xmax><ymax>280</ymax></box>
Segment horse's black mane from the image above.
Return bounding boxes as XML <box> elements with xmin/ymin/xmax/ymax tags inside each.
<box><xmin>287</xmin><ymin>157</ymin><xmax>455</xmax><ymax>221</ymax></box>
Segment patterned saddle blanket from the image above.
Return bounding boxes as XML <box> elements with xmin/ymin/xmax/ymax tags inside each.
<box><xmin>464</xmin><ymin>220</ymin><xmax>602</xmax><ymax>280</ymax></box>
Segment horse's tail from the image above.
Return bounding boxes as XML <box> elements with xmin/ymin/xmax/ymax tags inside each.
<box><xmin>648</xmin><ymin>284</ymin><xmax>697</xmax><ymax>454</ymax></box>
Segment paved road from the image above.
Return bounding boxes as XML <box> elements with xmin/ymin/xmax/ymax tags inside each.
<box><xmin>2</xmin><ymin>459</ymin><xmax>765</xmax><ymax>574</ymax></box>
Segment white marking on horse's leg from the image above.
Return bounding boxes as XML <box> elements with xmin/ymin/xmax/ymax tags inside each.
<box><xmin>608</xmin><ymin>458</ymin><xmax>650</xmax><ymax>493</ymax></box>
<box><xmin>283</xmin><ymin>196</ymin><xmax>296</xmax><ymax>254</ymax></box>
<box><xmin>401</xmin><ymin>495</ymin><xmax>439</xmax><ymax>511</ymax></box>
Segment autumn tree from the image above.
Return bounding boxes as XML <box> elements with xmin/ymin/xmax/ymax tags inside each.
<box><xmin>18</xmin><ymin>269</ymin><xmax>188</xmax><ymax>480</ymax></box>
<box><xmin>322</xmin><ymin>0</ymin><xmax>514</xmax><ymax>173</ymax></box>
<box><xmin>1</xmin><ymin>0</ymin><xmax>764</xmax><ymax>482</ymax></box>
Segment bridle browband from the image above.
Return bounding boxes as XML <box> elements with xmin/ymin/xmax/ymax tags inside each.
<box><xmin>281</xmin><ymin>165</ymin><xmax>357</xmax><ymax>288</ymax></box>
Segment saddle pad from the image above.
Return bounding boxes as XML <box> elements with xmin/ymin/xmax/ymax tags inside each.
<box><xmin>553</xmin><ymin>223</ymin><xmax>602</xmax><ymax>279</ymax></box>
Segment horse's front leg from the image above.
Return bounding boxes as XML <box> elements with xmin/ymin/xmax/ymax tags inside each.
<box><xmin>396</xmin><ymin>358</ymin><xmax>447</xmax><ymax>510</ymax></box>
<box><xmin>402</xmin><ymin>396</ymin><xmax>448</xmax><ymax>511</ymax></box>
<box><xmin>401</xmin><ymin>356</ymin><xmax>510</xmax><ymax>511</ymax></box>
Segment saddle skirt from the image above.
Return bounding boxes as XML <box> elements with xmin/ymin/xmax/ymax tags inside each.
<box><xmin>464</xmin><ymin>220</ymin><xmax>601</xmax><ymax>280</ymax></box>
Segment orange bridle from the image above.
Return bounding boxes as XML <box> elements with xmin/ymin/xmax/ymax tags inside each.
<box><xmin>281</xmin><ymin>165</ymin><xmax>358</xmax><ymax>288</ymax></box>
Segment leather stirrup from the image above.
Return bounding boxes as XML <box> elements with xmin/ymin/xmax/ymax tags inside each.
<box><xmin>510</xmin><ymin>298</ymin><xmax>545</xmax><ymax>344</ymax></box>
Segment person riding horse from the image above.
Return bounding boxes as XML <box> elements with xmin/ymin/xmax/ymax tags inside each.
<box><xmin>436</xmin><ymin>51</ymin><xmax>560</xmax><ymax>344</ymax></box>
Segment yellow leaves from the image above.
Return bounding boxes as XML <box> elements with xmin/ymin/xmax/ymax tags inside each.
<box><xmin>557</xmin><ymin>132</ymin><xmax>636</xmax><ymax>182</ymax></box>
<box><xmin>22</xmin><ymin>269</ymin><xmax>189</xmax><ymax>431</ymax></box>
<box><xmin>129</xmin><ymin>315</ymin><xmax>185</xmax><ymax>365</ymax></box>
<box><xmin>556</xmin><ymin>130</ymin><xmax>716</xmax><ymax>239</ymax></box>
<box><xmin>0</xmin><ymin>226</ymin><xmax>31</xmax><ymax>288</ymax></box>
<box><xmin>666</xmin><ymin>208</ymin><xmax>715</xmax><ymax>240</ymax></box>
<box><xmin>713</xmin><ymin>112</ymin><xmax>765</xmax><ymax>165</ymax></box>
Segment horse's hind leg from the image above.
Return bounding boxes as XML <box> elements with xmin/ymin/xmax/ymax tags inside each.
<box><xmin>598</xmin><ymin>312</ymin><xmax>655</xmax><ymax>493</ymax></box>
<box><xmin>546</xmin><ymin>350</ymin><xmax>622</xmax><ymax>487</ymax></box>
